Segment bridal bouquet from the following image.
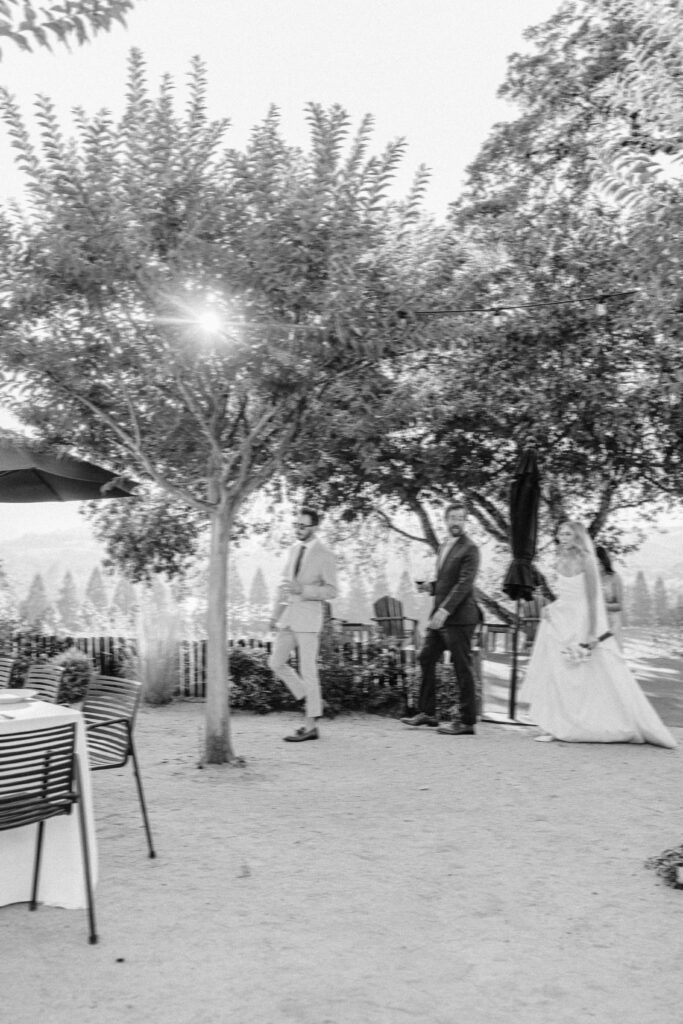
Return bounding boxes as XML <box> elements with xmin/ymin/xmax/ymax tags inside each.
<box><xmin>561</xmin><ymin>631</ymin><xmax>614</xmax><ymax>664</ymax></box>
<box><xmin>560</xmin><ymin>641</ymin><xmax>592</xmax><ymax>665</ymax></box>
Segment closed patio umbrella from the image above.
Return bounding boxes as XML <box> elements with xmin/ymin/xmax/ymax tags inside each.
<box><xmin>0</xmin><ymin>441</ymin><xmax>135</xmax><ymax>502</ymax></box>
<box><xmin>502</xmin><ymin>446</ymin><xmax>540</xmax><ymax>720</ymax></box>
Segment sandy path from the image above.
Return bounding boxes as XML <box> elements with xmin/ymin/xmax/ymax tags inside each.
<box><xmin>3</xmin><ymin>703</ymin><xmax>683</xmax><ymax>1024</ymax></box>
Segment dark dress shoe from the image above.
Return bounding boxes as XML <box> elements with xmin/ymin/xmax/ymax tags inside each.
<box><xmin>401</xmin><ymin>713</ymin><xmax>439</xmax><ymax>728</ymax></box>
<box><xmin>437</xmin><ymin>722</ymin><xmax>475</xmax><ymax>735</ymax></box>
<box><xmin>284</xmin><ymin>726</ymin><xmax>319</xmax><ymax>742</ymax></box>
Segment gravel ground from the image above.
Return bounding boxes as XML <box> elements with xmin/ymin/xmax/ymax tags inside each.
<box><xmin>3</xmin><ymin>701</ymin><xmax>683</xmax><ymax>1024</ymax></box>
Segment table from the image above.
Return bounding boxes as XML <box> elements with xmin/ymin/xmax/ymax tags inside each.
<box><xmin>0</xmin><ymin>700</ymin><xmax>97</xmax><ymax>910</ymax></box>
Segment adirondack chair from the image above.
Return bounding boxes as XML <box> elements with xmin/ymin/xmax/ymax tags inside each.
<box><xmin>331</xmin><ymin>620</ymin><xmax>373</xmax><ymax>644</ymax></box>
<box><xmin>371</xmin><ymin>596</ymin><xmax>419</xmax><ymax>647</ymax></box>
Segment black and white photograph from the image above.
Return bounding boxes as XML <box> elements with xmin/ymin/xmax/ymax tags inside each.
<box><xmin>1</xmin><ymin>2</ymin><xmax>682</xmax><ymax>1022</ymax></box>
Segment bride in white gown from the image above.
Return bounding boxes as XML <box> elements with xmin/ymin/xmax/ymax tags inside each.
<box><xmin>521</xmin><ymin>520</ymin><xmax>676</xmax><ymax>748</ymax></box>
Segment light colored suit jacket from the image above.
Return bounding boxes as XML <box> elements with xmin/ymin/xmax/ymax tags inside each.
<box><xmin>273</xmin><ymin>536</ymin><xmax>338</xmax><ymax>633</ymax></box>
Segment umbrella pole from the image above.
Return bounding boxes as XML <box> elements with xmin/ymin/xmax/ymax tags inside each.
<box><xmin>508</xmin><ymin>598</ymin><xmax>520</xmax><ymax>720</ymax></box>
<box><xmin>480</xmin><ymin>602</ymin><xmax>534</xmax><ymax>727</ymax></box>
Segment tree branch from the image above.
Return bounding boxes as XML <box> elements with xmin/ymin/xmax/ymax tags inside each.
<box><xmin>407</xmin><ymin>495</ymin><xmax>440</xmax><ymax>551</ymax></box>
<box><xmin>41</xmin><ymin>370</ymin><xmax>213</xmax><ymax>513</ymax></box>
<box><xmin>373</xmin><ymin>508</ymin><xmax>432</xmax><ymax>545</ymax></box>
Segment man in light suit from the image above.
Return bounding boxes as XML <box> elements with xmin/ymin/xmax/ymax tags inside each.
<box><xmin>402</xmin><ymin>501</ymin><xmax>481</xmax><ymax>736</ymax></box>
<box><xmin>269</xmin><ymin>506</ymin><xmax>338</xmax><ymax>742</ymax></box>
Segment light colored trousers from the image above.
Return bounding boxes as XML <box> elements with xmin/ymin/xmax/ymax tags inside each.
<box><xmin>269</xmin><ymin>627</ymin><xmax>322</xmax><ymax>719</ymax></box>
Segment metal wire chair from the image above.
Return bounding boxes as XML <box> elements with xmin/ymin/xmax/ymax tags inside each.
<box><xmin>0</xmin><ymin>656</ymin><xmax>16</xmax><ymax>689</ymax></box>
<box><xmin>25</xmin><ymin>663</ymin><xmax>65</xmax><ymax>704</ymax></box>
<box><xmin>0</xmin><ymin>721</ymin><xmax>97</xmax><ymax>943</ymax></box>
<box><xmin>82</xmin><ymin>676</ymin><xmax>155</xmax><ymax>858</ymax></box>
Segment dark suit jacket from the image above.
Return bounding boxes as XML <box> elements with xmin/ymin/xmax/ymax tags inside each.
<box><xmin>429</xmin><ymin>533</ymin><xmax>480</xmax><ymax>627</ymax></box>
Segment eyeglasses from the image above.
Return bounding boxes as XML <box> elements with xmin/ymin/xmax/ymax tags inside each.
<box><xmin>294</xmin><ymin>522</ymin><xmax>313</xmax><ymax>529</ymax></box>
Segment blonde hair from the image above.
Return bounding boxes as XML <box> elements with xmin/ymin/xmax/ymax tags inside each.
<box><xmin>562</xmin><ymin>520</ymin><xmax>602</xmax><ymax>636</ymax></box>
<box><xmin>560</xmin><ymin>520</ymin><xmax>593</xmax><ymax>557</ymax></box>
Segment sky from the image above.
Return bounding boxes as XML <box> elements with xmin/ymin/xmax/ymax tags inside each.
<box><xmin>0</xmin><ymin>0</ymin><xmax>565</xmax><ymax>538</ymax></box>
<box><xmin>0</xmin><ymin>0</ymin><xmax>564</xmax><ymax>216</ymax></box>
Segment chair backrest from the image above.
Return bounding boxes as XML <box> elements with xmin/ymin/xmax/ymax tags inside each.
<box><xmin>26</xmin><ymin>663</ymin><xmax>65</xmax><ymax>704</ymax></box>
<box><xmin>82</xmin><ymin>676</ymin><xmax>142</xmax><ymax>768</ymax></box>
<box><xmin>0</xmin><ymin>656</ymin><xmax>16</xmax><ymax>689</ymax></box>
<box><xmin>373</xmin><ymin>596</ymin><xmax>409</xmax><ymax>638</ymax></box>
<box><xmin>0</xmin><ymin>722</ymin><xmax>76</xmax><ymax>831</ymax></box>
<box><xmin>338</xmin><ymin>621</ymin><xmax>373</xmax><ymax>644</ymax></box>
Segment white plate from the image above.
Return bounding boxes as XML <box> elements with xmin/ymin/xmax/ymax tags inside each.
<box><xmin>0</xmin><ymin>689</ymin><xmax>38</xmax><ymax>705</ymax></box>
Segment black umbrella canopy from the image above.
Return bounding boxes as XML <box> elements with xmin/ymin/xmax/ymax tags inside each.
<box><xmin>502</xmin><ymin>447</ymin><xmax>540</xmax><ymax>602</ymax></box>
<box><xmin>0</xmin><ymin>442</ymin><xmax>136</xmax><ymax>503</ymax></box>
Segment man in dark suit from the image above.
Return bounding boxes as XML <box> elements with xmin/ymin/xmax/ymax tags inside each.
<box><xmin>402</xmin><ymin>502</ymin><xmax>481</xmax><ymax>735</ymax></box>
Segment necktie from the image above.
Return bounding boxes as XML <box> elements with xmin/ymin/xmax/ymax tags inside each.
<box><xmin>438</xmin><ymin>537</ymin><xmax>457</xmax><ymax>570</ymax></box>
<box><xmin>293</xmin><ymin>544</ymin><xmax>306</xmax><ymax>579</ymax></box>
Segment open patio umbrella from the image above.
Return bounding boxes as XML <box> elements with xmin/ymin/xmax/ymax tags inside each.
<box><xmin>0</xmin><ymin>441</ymin><xmax>136</xmax><ymax>502</ymax></box>
<box><xmin>501</xmin><ymin>446</ymin><xmax>540</xmax><ymax>720</ymax></box>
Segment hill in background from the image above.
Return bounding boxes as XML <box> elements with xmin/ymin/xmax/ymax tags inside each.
<box><xmin>0</xmin><ymin>525</ymin><xmax>109</xmax><ymax>599</ymax></box>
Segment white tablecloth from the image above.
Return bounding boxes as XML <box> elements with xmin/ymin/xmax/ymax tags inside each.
<box><xmin>0</xmin><ymin>700</ymin><xmax>97</xmax><ymax>909</ymax></box>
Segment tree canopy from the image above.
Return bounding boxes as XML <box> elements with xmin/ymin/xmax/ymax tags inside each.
<box><xmin>29</xmin><ymin>2</ymin><xmax>683</xmax><ymax>621</ymax></box>
<box><xmin>263</xmin><ymin>0</ymin><xmax>683</xmax><ymax>616</ymax></box>
<box><xmin>0</xmin><ymin>51</ymin><xmax>435</xmax><ymax>759</ymax></box>
<box><xmin>0</xmin><ymin>0</ymin><xmax>134</xmax><ymax>57</ymax></box>
<box><xmin>1</xmin><ymin>2</ymin><xmax>681</xmax><ymax>666</ymax></box>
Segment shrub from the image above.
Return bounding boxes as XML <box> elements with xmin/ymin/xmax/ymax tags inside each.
<box><xmin>49</xmin><ymin>647</ymin><xmax>93</xmax><ymax>704</ymax></box>
<box><xmin>228</xmin><ymin>645</ymin><xmax>298</xmax><ymax>714</ymax></box>
<box><xmin>5</xmin><ymin>631</ymin><xmax>87</xmax><ymax>696</ymax></box>
<box><xmin>318</xmin><ymin>636</ymin><xmax>408</xmax><ymax>718</ymax></box>
<box><xmin>4</xmin><ymin>627</ymin><xmax>55</xmax><ymax>688</ymax></box>
<box><xmin>224</xmin><ymin>640</ymin><xmax>408</xmax><ymax>718</ymax></box>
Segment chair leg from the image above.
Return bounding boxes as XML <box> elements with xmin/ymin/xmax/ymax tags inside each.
<box><xmin>30</xmin><ymin>820</ymin><xmax>45</xmax><ymax>910</ymax></box>
<box><xmin>129</xmin><ymin>737</ymin><xmax>156</xmax><ymax>859</ymax></box>
<box><xmin>75</xmin><ymin>754</ymin><xmax>98</xmax><ymax>944</ymax></box>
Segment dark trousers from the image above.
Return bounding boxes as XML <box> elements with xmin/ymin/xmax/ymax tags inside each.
<box><xmin>417</xmin><ymin>625</ymin><xmax>477</xmax><ymax>725</ymax></box>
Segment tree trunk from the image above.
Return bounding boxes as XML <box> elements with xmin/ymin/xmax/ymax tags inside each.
<box><xmin>204</xmin><ymin>501</ymin><xmax>236</xmax><ymax>764</ymax></box>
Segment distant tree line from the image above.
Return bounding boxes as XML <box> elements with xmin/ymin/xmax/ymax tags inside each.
<box><xmin>10</xmin><ymin>553</ymin><xmax>436</xmax><ymax>638</ymax></box>
<box><xmin>16</xmin><ymin>566</ymin><xmax>139</xmax><ymax>634</ymax></box>
<box><xmin>626</xmin><ymin>572</ymin><xmax>683</xmax><ymax>629</ymax></box>
<box><xmin>8</xmin><ymin>550</ymin><xmax>680</xmax><ymax>639</ymax></box>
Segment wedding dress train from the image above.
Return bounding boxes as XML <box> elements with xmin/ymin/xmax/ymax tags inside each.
<box><xmin>520</xmin><ymin>573</ymin><xmax>676</xmax><ymax>748</ymax></box>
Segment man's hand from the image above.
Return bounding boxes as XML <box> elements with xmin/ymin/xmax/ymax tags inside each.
<box><xmin>429</xmin><ymin>607</ymin><xmax>448</xmax><ymax>630</ymax></box>
<box><xmin>289</xmin><ymin>581</ymin><xmax>303</xmax><ymax>595</ymax></box>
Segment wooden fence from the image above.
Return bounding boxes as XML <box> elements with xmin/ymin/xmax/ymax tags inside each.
<box><xmin>4</xmin><ymin>632</ymin><xmax>421</xmax><ymax>700</ymax></box>
<box><xmin>7</xmin><ymin>633</ymin><xmax>135</xmax><ymax>677</ymax></box>
<box><xmin>4</xmin><ymin>621</ymin><xmax>522</xmax><ymax>701</ymax></box>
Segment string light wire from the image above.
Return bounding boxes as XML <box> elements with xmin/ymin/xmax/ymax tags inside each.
<box><xmin>396</xmin><ymin>288</ymin><xmax>639</xmax><ymax>322</ymax></box>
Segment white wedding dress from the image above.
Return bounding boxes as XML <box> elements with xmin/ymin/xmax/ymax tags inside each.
<box><xmin>520</xmin><ymin>572</ymin><xmax>676</xmax><ymax>748</ymax></box>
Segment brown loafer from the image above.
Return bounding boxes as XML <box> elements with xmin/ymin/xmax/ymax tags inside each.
<box><xmin>284</xmin><ymin>726</ymin><xmax>319</xmax><ymax>742</ymax></box>
<box><xmin>400</xmin><ymin>713</ymin><xmax>439</xmax><ymax>728</ymax></box>
<box><xmin>437</xmin><ymin>723</ymin><xmax>475</xmax><ymax>735</ymax></box>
